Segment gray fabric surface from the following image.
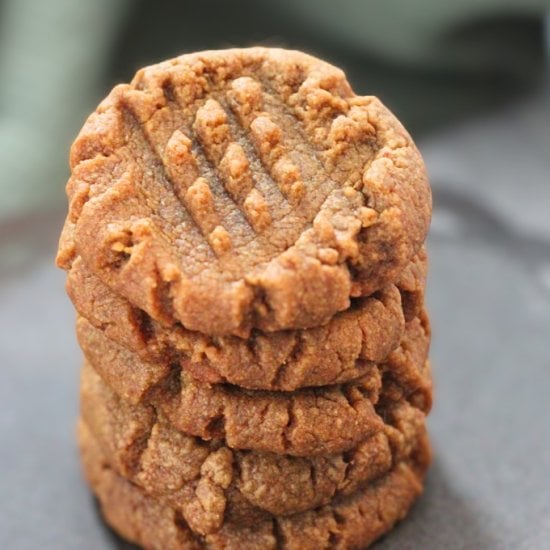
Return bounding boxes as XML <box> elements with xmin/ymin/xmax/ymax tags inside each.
<box><xmin>0</xmin><ymin>80</ymin><xmax>549</xmax><ymax>550</ymax></box>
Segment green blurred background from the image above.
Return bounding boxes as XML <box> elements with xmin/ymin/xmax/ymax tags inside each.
<box><xmin>0</xmin><ymin>0</ymin><xmax>546</xmax><ymax>223</ymax></box>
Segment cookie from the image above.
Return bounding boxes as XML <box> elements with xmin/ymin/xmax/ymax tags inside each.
<box><xmin>79</xmin><ymin>418</ymin><xmax>430</xmax><ymax>549</ymax></box>
<box><xmin>79</xmin><ymin>347</ymin><xmax>383</xmax><ymax>457</ymax></box>
<box><xmin>80</xmin><ymin>362</ymin><xmax>428</xmax><ymax>532</ymax></box>
<box><xmin>57</xmin><ymin>47</ymin><xmax>431</xmax><ymax>337</ymax></box>
<box><xmin>67</xmin><ymin>254</ymin><xmax>429</xmax><ymax>391</ymax></box>
<box><xmin>78</xmin><ymin>310</ymin><xmax>430</xmax><ymax>456</ymax></box>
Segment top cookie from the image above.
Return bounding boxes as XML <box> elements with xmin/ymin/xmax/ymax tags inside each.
<box><xmin>57</xmin><ymin>48</ymin><xmax>431</xmax><ymax>336</ymax></box>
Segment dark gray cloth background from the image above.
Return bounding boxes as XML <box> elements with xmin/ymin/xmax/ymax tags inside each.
<box><xmin>1</xmin><ymin>2</ymin><xmax>549</xmax><ymax>548</ymax></box>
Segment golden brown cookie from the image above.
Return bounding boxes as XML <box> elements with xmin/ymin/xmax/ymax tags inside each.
<box><xmin>78</xmin><ymin>311</ymin><xmax>430</xmax><ymax>456</ymax></box>
<box><xmin>67</xmin><ymin>249</ymin><xmax>426</xmax><ymax>391</ymax></box>
<box><xmin>57</xmin><ymin>47</ymin><xmax>431</xmax><ymax>337</ymax></box>
<box><xmin>80</xmin><ymin>362</ymin><xmax>428</xmax><ymax>532</ymax></box>
<box><xmin>79</xmin><ymin>418</ymin><xmax>430</xmax><ymax>549</ymax></box>
<box><xmin>80</xmin><ymin>347</ymin><xmax>383</xmax><ymax>457</ymax></box>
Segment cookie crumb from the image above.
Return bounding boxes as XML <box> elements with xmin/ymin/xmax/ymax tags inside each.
<box><xmin>209</xmin><ymin>225</ymin><xmax>232</xmax><ymax>255</ymax></box>
<box><xmin>186</xmin><ymin>177</ymin><xmax>219</xmax><ymax>233</ymax></box>
<box><xmin>243</xmin><ymin>189</ymin><xmax>271</xmax><ymax>232</ymax></box>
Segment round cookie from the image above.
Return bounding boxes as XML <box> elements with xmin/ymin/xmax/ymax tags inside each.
<box><xmin>79</xmin><ymin>345</ymin><xmax>383</xmax><ymax>457</ymax></box>
<box><xmin>57</xmin><ymin>47</ymin><xmax>431</xmax><ymax>337</ymax></box>
<box><xmin>80</xmin><ymin>362</ymin><xmax>428</xmax><ymax>533</ymax></box>
<box><xmin>78</xmin><ymin>312</ymin><xmax>430</xmax><ymax>456</ymax></box>
<box><xmin>67</xmin><ymin>250</ymin><xmax>426</xmax><ymax>391</ymax></box>
<box><xmin>67</xmin><ymin>259</ymin><xmax>422</xmax><ymax>392</ymax></box>
<box><xmin>79</xmin><ymin>419</ymin><xmax>430</xmax><ymax>549</ymax></box>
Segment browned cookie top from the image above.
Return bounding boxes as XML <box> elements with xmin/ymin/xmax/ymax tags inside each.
<box><xmin>57</xmin><ymin>47</ymin><xmax>431</xmax><ymax>336</ymax></box>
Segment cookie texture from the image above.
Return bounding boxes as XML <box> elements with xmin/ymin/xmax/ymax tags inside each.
<box><xmin>80</xmin><ymin>361</ymin><xmax>429</xmax><ymax>532</ymax></box>
<box><xmin>57</xmin><ymin>46</ymin><xmax>433</xmax><ymax>548</ymax></box>
<box><xmin>78</xmin><ymin>311</ymin><xmax>430</xmax><ymax>456</ymax></box>
<box><xmin>57</xmin><ymin>47</ymin><xmax>431</xmax><ymax>336</ymax></box>
<box><xmin>80</xmin><ymin>348</ymin><xmax>383</xmax><ymax>457</ymax></box>
<box><xmin>67</xmin><ymin>249</ymin><xmax>425</xmax><ymax>391</ymax></box>
<box><xmin>79</xmin><ymin>418</ymin><xmax>430</xmax><ymax>549</ymax></box>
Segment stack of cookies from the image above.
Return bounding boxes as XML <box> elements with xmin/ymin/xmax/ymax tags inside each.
<box><xmin>57</xmin><ymin>48</ymin><xmax>432</xmax><ymax>549</ymax></box>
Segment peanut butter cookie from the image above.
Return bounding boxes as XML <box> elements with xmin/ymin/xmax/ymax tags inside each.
<box><xmin>79</xmin><ymin>418</ymin><xmax>430</xmax><ymax>548</ymax></box>
<box><xmin>78</xmin><ymin>312</ymin><xmax>429</xmax><ymax>456</ymax></box>
<box><xmin>57</xmin><ymin>48</ymin><xmax>431</xmax><ymax>336</ymax></box>
<box><xmin>80</xmin><ymin>363</ymin><xmax>429</xmax><ymax>533</ymax></box>
<box><xmin>67</xmin><ymin>249</ymin><xmax>426</xmax><ymax>391</ymax></box>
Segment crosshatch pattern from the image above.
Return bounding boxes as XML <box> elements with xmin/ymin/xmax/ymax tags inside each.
<box><xmin>57</xmin><ymin>48</ymin><xmax>430</xmax><ymax>336</ymax></box>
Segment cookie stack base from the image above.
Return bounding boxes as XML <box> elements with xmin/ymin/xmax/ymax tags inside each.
<box><xmin>79</xmin><ymin>421</ymin><xmax>430</xmax><ymax>550</ymax></box>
